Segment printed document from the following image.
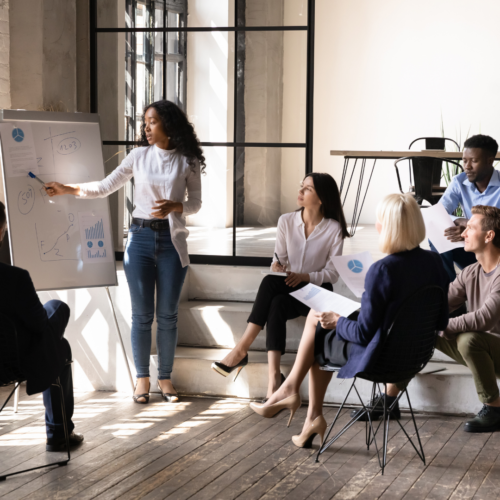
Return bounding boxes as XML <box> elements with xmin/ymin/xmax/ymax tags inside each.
<box><xmin>332</xmin><ymin>251</ymin><xmax>374</xmax><ymax>298</ymax></box>
<box><xmin>421</xmin><ymin>203</ymin><xmax>464</xmax><ymax>253</ymax></box>
<box><xmin>0</xmin><ymin>123</ymin><xmax>39</xmax><ymax>178</ymax></box>
<box><xmin>290</xmin><ymin>284</ymin><xmax>360</xmax><ymax>316</ymax></box>
<box><xmin>78</xmin><ymin>211</ymin><xmax>113</xmax><ymax>263</ymax></box>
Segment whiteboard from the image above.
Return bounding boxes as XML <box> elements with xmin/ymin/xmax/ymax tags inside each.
<box><xmin>0</xmin><ymin>110</ymin><xmax>117</xmax><ymax>291</ymax></box>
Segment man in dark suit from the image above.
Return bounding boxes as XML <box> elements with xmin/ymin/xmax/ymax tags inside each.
<box><xmin>0</xmin><ymin>202</ymin><xmax>83</xmax><ymax>451</ymax></box>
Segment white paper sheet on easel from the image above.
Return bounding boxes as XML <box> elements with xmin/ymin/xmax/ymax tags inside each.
<box><xmin>0</xmin><ymin>122</ymin><xmax>39</xmax><ymax>178</ymax></box>
<box><xmin>421</xmin><ymin>203</ymin><xmax>465</xmax><ymax>254</ymax></box>
<box><xmin>290</xmin><ymin>284</ymin><xmax>361</xmax><ymax>316</ymax></box>
<box><xmin>332</xmin><ymin>251</ymin><xmax>374</xmax><ymax>298</ymax></box>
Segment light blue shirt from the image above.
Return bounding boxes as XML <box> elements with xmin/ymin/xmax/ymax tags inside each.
<box><xmin>439</xmin><ymin>169</ymin><xmax>500</xmax><ymax>219</ymax></box>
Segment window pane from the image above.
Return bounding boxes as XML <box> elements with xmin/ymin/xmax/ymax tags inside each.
<box><xmin>97</xmin><ymin>31</ymin><xmax>180</xmax><ymax>142</ymax></box>
<box><xmin>187</xmin><ymin>1</ymin><xmax>234</xmax><ymax>28</ymax></box>
<box><xmin>186</xmin><ymin>32</ymin><xmax>235</xmax><ymax>143</ymax></box>
<box><xmin>245</xmin><ymin>0</ymin><xmax>307</xmax><ymax>27</ymax></box>
<box><xmin>237</xmin><ymin>30</ymin><xmax>307</xmax><ymax>144</ymax></box>
<box><xmin>97</xmin><ymin>0</ymin><xmax>173</xmax><ymax>29</ymax></box>
<box><xmin>187</xmin><ymin>147</ymin><xmax>234</xmax><ymax>256</ymax></box>
<box><xmin>235</xmin><ymin>147</ymin><xmax>306</xmax><ymax>257</ymax></box>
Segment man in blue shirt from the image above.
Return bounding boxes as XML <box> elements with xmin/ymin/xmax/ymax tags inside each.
<box><xmin>433</xmin><ymin>134</ymin><xmax>500</xmax><ymax>281</ymax></box>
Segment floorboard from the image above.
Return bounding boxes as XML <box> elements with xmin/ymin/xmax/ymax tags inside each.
<box><xmin>0</xmin><ymin>389</ymin><xmax>497</xmax><ymax>500</ymax></box>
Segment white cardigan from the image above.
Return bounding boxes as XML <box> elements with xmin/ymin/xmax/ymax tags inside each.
<box><xmin>78</xmin><ymin>145</ymin><xmax>202</xmax><ymax>267</ymax></box>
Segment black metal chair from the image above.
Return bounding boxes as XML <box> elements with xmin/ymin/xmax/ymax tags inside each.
<box><xmin>395</xmin><ymin>157</ymin><xmax>463</xmax><ymax>206</ymax></box>
<box><xmin>316</xmin><ymin>286</ymin><xmax>445</xmax><ymax>474</ymax></box>
<box><xmin>409</xmin><ymin>137</ymin><xmax>461</xmax><ymax>191</ymax></box>
<box><xmin>0</xmin><ymin>313</ymin><xmax>70</xmax><ymax>482</ymax></box>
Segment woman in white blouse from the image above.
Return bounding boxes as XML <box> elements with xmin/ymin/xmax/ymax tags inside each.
<box><xmin>212</xmin><ymin>173</ymin><xmax>349</xmax><ymax>400</ymax></box>
<box><xmin>45</xmin><ymin>100</ymin><xmax>204</xmax><ymax>404</ymax></box>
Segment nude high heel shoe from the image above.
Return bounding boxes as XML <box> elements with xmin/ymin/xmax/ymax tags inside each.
<box><xmin>250</xmin><ymin>394</ymin><xmax>301</xmax><ymax>427</ymax></box>
<box><xmin>292</xmin><ymin>415</ymin><xmax>327</xmax><ymax>448</ymax></box>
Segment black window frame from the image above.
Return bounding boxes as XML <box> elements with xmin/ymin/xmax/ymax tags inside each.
<box><xmin>90</xmin><ymin>0</ymin><xmax>316</xmax><ymax>267</ymax></box>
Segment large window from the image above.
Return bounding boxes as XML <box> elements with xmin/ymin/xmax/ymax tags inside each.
<box><xmin>91</xmin><ymin>0</ymin><xmax>315</xmax><ymax>265</ymax></box>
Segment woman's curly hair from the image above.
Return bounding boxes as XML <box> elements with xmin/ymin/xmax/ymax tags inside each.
<box><xmin>139</xmin><ymin>100</ymin><xmax>206</xmax><ymax>173</ymax></box>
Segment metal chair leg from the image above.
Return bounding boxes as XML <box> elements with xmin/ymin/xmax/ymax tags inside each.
<box><xmin>14</xmin><ymin>385</ymin><xmax>19</xmax><ymax>413</ymax></box>
<box><xmin>316</xmin><ymin>379</ymin><xmax>357</xmax><ymax>462</ymax></box>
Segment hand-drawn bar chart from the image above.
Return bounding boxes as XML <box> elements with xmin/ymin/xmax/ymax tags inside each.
<box><xmin>85</xmin><ymin>218</ymin><xmax>104</xmax><ymax>240</ymax></box>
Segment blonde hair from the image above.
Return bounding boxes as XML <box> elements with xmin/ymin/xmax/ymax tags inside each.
<box><xmin>377</xmin><ymin>194</ymin><xmax>425</xmax><ymax>254</ymax></box>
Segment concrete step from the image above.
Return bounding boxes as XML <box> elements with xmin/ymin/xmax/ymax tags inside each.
<box><xmin>151</xmin><ymin>347</ymin><xmax>478</xmax><ymax>415</ymax></box>
<box><xmin>177</xmin><ymin>299</ymin><xmax>458</xmax><ymax>365</ymax></box>
<box><xmin>177</xmin><ymin>300</ymin><xmax>305</xmax><ymax>351</ymax></box>
<box><xmin>186</xmin><ymin>264</ymin><xmax>360</xmax><ymax>302</ymax></box>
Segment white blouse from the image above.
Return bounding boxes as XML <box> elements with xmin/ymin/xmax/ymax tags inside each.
<box><xmin>272</xmin><ymin>211</ymin><xmax>344</xmax><ymax>286</ymax></box>
<box><xmin>78</xmin><ymin>145</ymin><xmax>202</xmax><ymax>268</ymax></box>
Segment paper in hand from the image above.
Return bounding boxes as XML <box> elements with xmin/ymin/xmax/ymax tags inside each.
<box><xmin>421</xmin><ymin>203</ymin><xmax>464</xmax><ymax>253</ymax></box>
<box><xmin>332</xmin><ymin>251</ymin><xmax>374</xmax><ymax>298</ymax></box>
<box><xmin>290</xmin><ymin>284</ymin><xmax>360</xmax><ymax>317</ymax></box>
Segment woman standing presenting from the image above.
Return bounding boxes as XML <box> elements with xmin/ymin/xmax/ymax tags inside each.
<box><xmin>212</xmin><ymin>173</ymin><xmax>349</xmax><ymax>400</ymax></box>
<box><xmin>45</xmin><ymin>100</ymin><xmax>204</xmax><ymax>404</ymax></box>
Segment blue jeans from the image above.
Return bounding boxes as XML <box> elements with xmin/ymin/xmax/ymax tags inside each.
<box><xmin>124</xmin><ymin>224</ymin><xmax>187</xmax><ymax>380</ymax></box>
<box><xmin>42</xmin><ymin>300</ymin><xmax>75</xmax><ymax>439</ymax></box>
<box><xmin>429</xmin><ymin>240</ymin><xmax>477</xmax><ymax>282</ymax></box>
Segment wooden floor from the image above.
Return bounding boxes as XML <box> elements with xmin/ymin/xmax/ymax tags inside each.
<box><xmin>1</xmin><ymin>387</ymin><xmax>499</xmax><ymax>500</ymax></box>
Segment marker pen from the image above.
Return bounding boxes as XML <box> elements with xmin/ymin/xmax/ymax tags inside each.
<box><xmin>28</xmin><ymin>172</ymin><xmax>46</xmax><ymax>187</ymax></box>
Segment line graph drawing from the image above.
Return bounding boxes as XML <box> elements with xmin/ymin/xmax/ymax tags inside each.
<box><xmin>35</xmin><ymin>213</ymin><xmax>79</xmax><ymax>261</ymax></box>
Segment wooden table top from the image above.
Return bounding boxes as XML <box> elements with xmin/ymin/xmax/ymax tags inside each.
<box><xmin>330</xmin><ymin>150</ymin><xmax>500</xmax><ymax>160</ymax></box>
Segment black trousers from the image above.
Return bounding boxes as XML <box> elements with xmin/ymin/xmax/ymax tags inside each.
<box><xmin>42</xmin><ymin>300</ymin><xmax>75</xmax><ymax>440</ymax></box>
<box><xmin>313</xmin><ymin>311</ymin><xmax>360</xmax><ymax>367</ymax></box>
<box><xmin>247</xmin><ymin>275</ymin><xmax>333</xmax><ymax>354</ymax></box>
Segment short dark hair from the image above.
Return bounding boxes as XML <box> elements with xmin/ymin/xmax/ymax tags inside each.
<box><xmin>471</xmin><ymin>205</ymin><xmax>500</xmax><ymax>248</ymax></box>
<box><xmin>303</xmin><ymin>172</ymin><xmax>350</xmax><ymax>239</ymax></box>
<box><xmin>463</xmin><ymin>134</ymin><xmax>498</xmax><ymax>157</ymax></box>
<box><xmin>0</xmin><ymin>202</ymin><xmax>5</xmax><ymax>229</ymax></box>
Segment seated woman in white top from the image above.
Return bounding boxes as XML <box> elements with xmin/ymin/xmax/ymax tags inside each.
<box><xmin>212</xmin><ymin>173</ymin><xmax>349</xmax><ymax>400</ymax></box>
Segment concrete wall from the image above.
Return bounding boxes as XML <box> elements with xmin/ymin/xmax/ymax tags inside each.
<box><xmin>10</xmin><ymin>0</ymin><xmax>76</xmax><ymax>112</ymax></box>
<box><xmin>186</xmin><ymin>0</ymin><xmax>234</xmax><ymax>229</ymax></box>
<box><xmin>0</xmin><ymin>0</ymin><xmax>10</xmax><ymax>110</ymax></box>
<box><xmin>314</xmin><ymin>0</ymin><xmax>500</xmax><ymax>223</ymax></box>
<box><xmin>242</xmin><ymin>1</ymin><xmax>284</xmax><ymax>226</ymax></box>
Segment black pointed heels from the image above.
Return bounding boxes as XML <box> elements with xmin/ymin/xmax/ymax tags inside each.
<box><xmin>211</xmin><ymin>354</ymin><xmax>249</xmax><ymax>381</ymax></box>
<box><xmin>157</xmin><ymin>381</ymin><xmax>179</xmax><ymax>403</ymax></box>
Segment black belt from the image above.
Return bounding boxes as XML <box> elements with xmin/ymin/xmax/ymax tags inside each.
<box><xmin>132</xmin><ymin>218</ymin><xmax>170</xmax><ymax>231</ymax></box>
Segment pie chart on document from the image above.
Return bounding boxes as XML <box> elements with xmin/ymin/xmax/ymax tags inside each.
<box><xmin>347</xmin><ymin>259</ymin><xmax>364</xmax><ymax>274</ymax></box>
<box><xmin>12</xmin><ymin>128</ymin><xmax>25</xmax><ymax>142</ymax></box>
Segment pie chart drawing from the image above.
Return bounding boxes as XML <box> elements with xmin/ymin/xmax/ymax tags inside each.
<box><xmin>348</xmin><ymin>259</ymin><xmax>364</xmax><ymax>274</ymax></box>
<box><xmin>12</xmin><ymin>128</ymin><xmax>24</xmax><ymax>143</ymax></box>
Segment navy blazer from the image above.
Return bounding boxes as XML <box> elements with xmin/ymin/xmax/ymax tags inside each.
<box><xmin>0</xmin><ymin>263</ymin><xmax>66</xmax><ymax>395</ymax></box>
<box><xmin>335</xmin><ymin>247</ymin><xmax>450</xmax><ymax>379</ymax></box>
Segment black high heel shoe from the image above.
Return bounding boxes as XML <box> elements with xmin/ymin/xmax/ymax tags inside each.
<box><xmin>133</xmin><ymin>381</ymin><xmax>150</xmax><ymax>404</ymax></box>
<box><xmin>157</xmin><ymin>381</ymin><xmax>179</xmax><ymax>403</ymax></box>
<box><xmin>211</xmin><ymin>354</ymin><xmax>248</xmax><ymax>381</ymax></box>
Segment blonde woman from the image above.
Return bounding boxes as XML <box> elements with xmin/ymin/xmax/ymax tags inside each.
<box><xmin>249</xmin><ymin>194</ymin><xmax>449</xmax><ymax>447</ymax></box>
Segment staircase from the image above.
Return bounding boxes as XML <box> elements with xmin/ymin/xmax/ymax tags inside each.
<box><xmin>112</xmin><ymin>263</ymin><xmax>480</xmax><ymax>416</ymax></box>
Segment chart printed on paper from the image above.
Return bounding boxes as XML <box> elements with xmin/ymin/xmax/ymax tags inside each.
<box><xmin>78</xmin><ymin>211</ymin><xmax>113</xmax><ymax>263</ymax></box>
